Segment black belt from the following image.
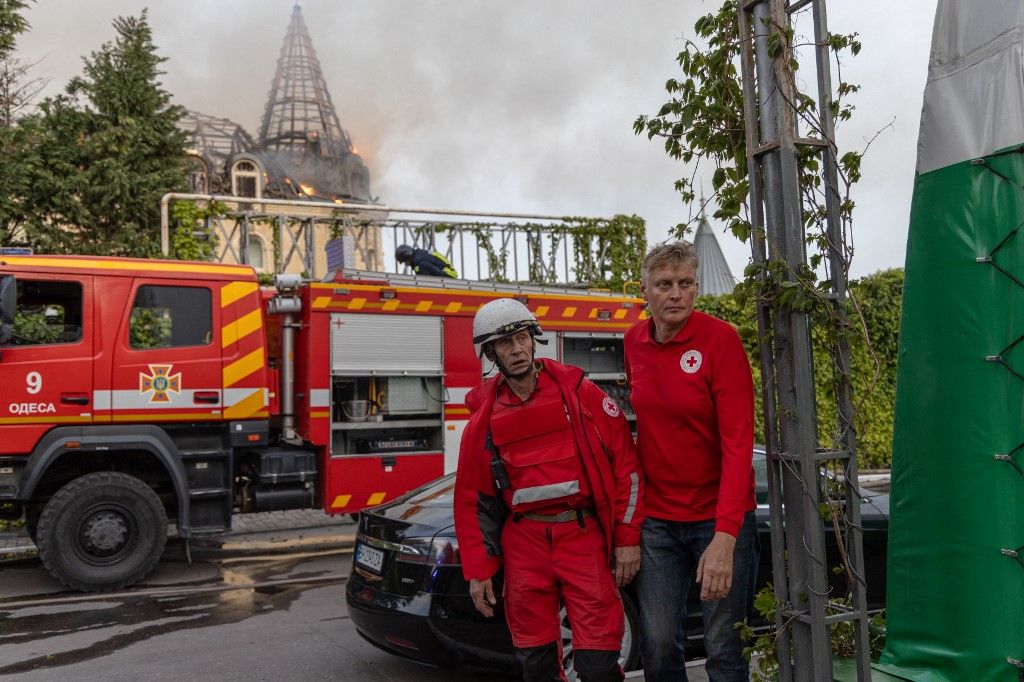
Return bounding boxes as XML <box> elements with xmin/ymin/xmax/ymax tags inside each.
<box><xmin>519</xmin><ymin>508</ymin><xmax>595</xmax><ymax>523</ymax></box>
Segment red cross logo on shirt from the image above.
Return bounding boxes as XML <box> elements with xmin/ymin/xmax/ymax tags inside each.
<box><xmin>602</xmin><ymin>396</ymin><xmax>621</xmax><ymax>418</ymax></box>
<box><xmin>680</xmin><ymin>350</ymin><xmax>703</xmax><ymax>374</ymax></box>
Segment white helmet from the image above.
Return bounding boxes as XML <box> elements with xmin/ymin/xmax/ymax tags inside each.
<box><xmin>472</xmin><ymin>298</ymin><xmax>545</xmax><ymax>357</ymax></box>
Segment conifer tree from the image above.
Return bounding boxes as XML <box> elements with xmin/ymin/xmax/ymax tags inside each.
<box><xmin>22</xmin><ymin>10</ymin><xmax>188</xmax><ymax>256</ymax></box>
<box><xmin>0</xmin><ymin>0</ymin><xmax>33</xmax><ymax>247</ymax></box>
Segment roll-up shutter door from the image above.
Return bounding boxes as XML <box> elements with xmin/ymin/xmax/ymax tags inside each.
<box><xmin>331</xmin><ymin>314</ymin><xmax>443</xmax><ymax>375</ymax></box>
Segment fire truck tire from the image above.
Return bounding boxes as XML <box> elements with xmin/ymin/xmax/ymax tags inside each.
<box><xmin>37</xmin><ymin>472</ymin><xmax>167</xmax><ymax>592</ymax></box>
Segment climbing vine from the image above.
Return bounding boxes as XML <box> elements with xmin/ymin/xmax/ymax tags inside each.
<box><xmin>429</xmin><ymin>215</ymin><xmax>645</xmax><ymax>289</ymax></box>
<box><xmin>169</xmin><ymin>199</ymin><xmax>226</xmax><ymax>262</ymax></box>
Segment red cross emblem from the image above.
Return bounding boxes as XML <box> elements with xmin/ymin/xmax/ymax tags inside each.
<box><xmin>680</xmin><ymin>350</ymin><xmax>703</xmax><ymax>374</ymax></box>
<box><xmin>139</xmin><ymin>364</ymin><xmax>182</xmax><ymax>403</ymax></box>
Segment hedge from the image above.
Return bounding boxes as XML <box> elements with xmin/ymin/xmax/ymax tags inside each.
<box><xmin>697</xmin><ymin>268</ymin><xmax>903</xmax><ymax>469</ymax></box>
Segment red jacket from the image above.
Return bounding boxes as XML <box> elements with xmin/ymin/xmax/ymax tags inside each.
<box><xmin>624</xmin><ymin>311</ymin><xmax>755</xmax><ymax>537</ymax></box>
<box><xmin>454</xmin><ymin>359</ymin><xmax>644</xmax><ymax>582</ymax></box>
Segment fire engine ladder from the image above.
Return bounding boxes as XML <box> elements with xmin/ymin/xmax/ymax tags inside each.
<box><xmin>737</xmin><ymin>1</ymin><xmax>872</xmax><ymax>680</ymax></box>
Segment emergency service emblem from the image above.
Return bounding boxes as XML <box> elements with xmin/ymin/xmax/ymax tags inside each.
<box><xmin>602</xmin><ymin>395</ymin><xmax>621</xmax><ymax>417</ymax></box>
<box><xmin>139</xmin><ymin>364</ymin><xmax>182</xmax><ymax>403</ymax></box>
<box><xmin>680</xmin><ymin>350</ymin><xmax>703</xmax><ymax>374</ymax></box>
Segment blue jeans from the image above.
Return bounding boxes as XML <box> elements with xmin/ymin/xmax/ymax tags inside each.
<box><xmin>637</xmin><ymin>512</ymin><xmax>759</xmax><ymax>682</ymax></box>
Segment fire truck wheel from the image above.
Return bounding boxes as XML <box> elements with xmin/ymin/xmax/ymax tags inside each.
<box><xmin>37</xmin><ymin>472</ymin><xmax>167</xmax><ymax>592</ymax></box>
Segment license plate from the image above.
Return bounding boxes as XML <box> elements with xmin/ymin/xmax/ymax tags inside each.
<box><xmin>355</xmin><ymin>543</ymin><xmax>385</xmax><ymax>573</ymax></box>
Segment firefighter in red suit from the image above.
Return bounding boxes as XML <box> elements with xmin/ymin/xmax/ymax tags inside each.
<box><xmin>454</xmin><ymin>298</ymin><xmax>644</xmax><ymax>682</ymax></box>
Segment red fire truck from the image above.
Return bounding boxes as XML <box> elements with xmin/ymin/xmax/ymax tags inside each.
<box><xmin>0</xmin><ymin>254</ymin><xmax>644</xmax><ymax>591</ymax></box>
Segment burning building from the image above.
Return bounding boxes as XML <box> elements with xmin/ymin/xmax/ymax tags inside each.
<box><xmin>178</xmin><ymin>3</ymin><xmax>377</xmax><ymax>274</ymax></box>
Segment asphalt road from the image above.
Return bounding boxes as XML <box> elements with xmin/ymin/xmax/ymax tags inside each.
<box><xmin>0</xmin><ymin>546</ymin><xmax>515</xmax><ymax>681</ymax></box>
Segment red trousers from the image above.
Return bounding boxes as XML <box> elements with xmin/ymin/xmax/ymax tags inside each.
<box><xmin>500</xmin><ymin>515</ymin><xmax>623</xmax><ymax>650</ymax></box>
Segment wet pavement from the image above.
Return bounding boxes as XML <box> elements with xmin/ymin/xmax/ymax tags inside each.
<box><xmin>0</xmin><ymin>508</ymin><xmax>733</xmax><ymax>681</ymax></box>
<box><xmin>0</xmin><ymin>543</ymin><xmax>514</xmax><ymax>681</ymax></box>
<box><xmin>0</xmin><ymin>492</ymin><xmax>893</xmax><ymax>681</ymax></box>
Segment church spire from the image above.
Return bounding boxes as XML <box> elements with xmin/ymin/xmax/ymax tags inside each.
<box><xmin>693</xmin><ymin>193</ymin><xmax>738</xmax><ymax>295</ymax></box>
<box><xmin>258</xmin><ymin>3</ymin><xmax>352</xmax><ymax>160</ymax></box>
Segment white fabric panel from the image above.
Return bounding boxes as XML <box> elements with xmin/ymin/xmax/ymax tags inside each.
<box><xmin>918</xmin><ymin>1</ymin><xmax>1024</xmax><ymax>174</ymax></box>
<box><xmin>331</xmin><ymin>313</ymin><xmax>443</xmax><ymax>375</ymax></box>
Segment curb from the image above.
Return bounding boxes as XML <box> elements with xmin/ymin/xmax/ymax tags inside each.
<box><xmin>187</xmin><ymin>528</ymin><xmax>356</xmax><ymax>558</ymax></box>
<box><xmin>0</xmin><ymin>526</ymin><xmax>356</xmax><ymax>562</ymax></box>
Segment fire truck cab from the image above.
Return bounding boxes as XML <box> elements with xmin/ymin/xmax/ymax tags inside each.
<box><xmin>0</xmin><ymin>254</ymin><xmax>643</xmax><ymax>591</ymax></box>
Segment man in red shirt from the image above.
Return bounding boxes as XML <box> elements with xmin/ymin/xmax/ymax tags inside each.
<box><xmin>455</xmin><ymin>298</ymin><xmax>644</xmax><ymax>682</ymax></box>
<box><xmin>624</xmin><ymin>242</ymin><xmax>758</xmax><ymax>682</ymax></box>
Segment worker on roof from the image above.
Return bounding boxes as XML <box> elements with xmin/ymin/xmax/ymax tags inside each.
<box><xmin>625</xmin><ymin>241</ymin><xmax>758</xmax><ymax>682</ymax></box>
<box><xmin>454</xmin><ymin>297</ymin><xmax>644</xmax><ymax>682</ymax></box>
<box><xmin>395</xmin><ymin>244</ymin><xmax>458</xmax><ymax>278</ymax></box>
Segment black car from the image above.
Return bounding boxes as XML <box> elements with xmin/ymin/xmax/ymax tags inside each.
<box><xmin>345</xmin><ymin>450</ymin><xmax>889</xmax><ymax>676</ymax></box>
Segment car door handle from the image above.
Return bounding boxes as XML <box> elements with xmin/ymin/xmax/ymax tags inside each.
<box><xmin>60</xmin><ymin>393</ymin><xmax>90</xmax><ymax>406</ymax></box>
<box><xmin>193</xmin><ymin>391</ymin><xmax>220</xmax><ymax>404</ymax></box>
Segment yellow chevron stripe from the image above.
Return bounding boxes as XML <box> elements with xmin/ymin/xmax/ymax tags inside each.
<box><xmin>445</xmin><ymin>301</ymin><xmax>462</xmax><ymax>313</ymax></box>
<box><xmin>614</xmin><ymin>309</ymin><xmax>628</xmax><ymax>319</ymax></box>
<box><xmin>588</xmin><ymin>308</ymin><xmax>599</xmax><ymax>318</ymax></box>
<box><xmin>222</xmin><ymin>308</ymin><xmax>263</xmax><ymax>348</ymax></box>
<box><xmin>535</xmin><ymin>305</ymin><xmax>550</xmax><ymax>317</ymax></box>
<box><xmin>223</xmin><ymin>348</ymin><xmax>265</xmax><ymax>388</ymax></box>
<box><xmin>310</xmin><ymin>410</ymin><xmax>331</xmax><ymax>418</ymax></box>
<box><xmin>367</xmin><ymin>492</ymin><xmax>386</xmax><ymax>506</ymax></box>
<box><xmin>223</xmin><ymin>389</ymin><xmax>267</xmax><ymax>419</ymax></box>
<box><xmin>313</xmin><ymin>296</ymin><xmax>331</xmax><ymax>309</ymax></box>
<box><xmin>563</xmin><ymin>306</ymin><xmax>577</xmax><ymax>318</ymax></box>
<box><xmin>5</xmin><ymin>256</ymin><xmax>252</xmax><ymax>277</ymax></box>
<box><xmin>349</xmin><ymin>297</ymin><xmax>367</xmax><ymax>310</ymax></box>
<box><xmin>308</xmin><ymin>282</ymin><xmax>643</xmax><ymax>305</ymax></box>
<box><xmin>221</xmin><ymin>281</ymin><xmax>259</xmax><ymax>308</ymax></box>
<box><xmin>331</xmin><ymin>494</ymin><xmax>353</xmax><ymax>509</ymax></box>
<box><xmin>415</xmin><ymin>300</ymin><xmax>433</xmax><ymax>312</ymax></box>
<box><xmin>381</xmin><ymin>299</ymin><xmax>400</xmax><ymax>311</ymax></box>
<box><xmin>548</xmin><ymin>320</ymin><xmax>633</xmax><ymax>329</ymax></box>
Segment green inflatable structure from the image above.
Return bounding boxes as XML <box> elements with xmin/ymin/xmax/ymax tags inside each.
<box><xmin>879</xmin><ymin>1</ymin><xmax>1024</xmax><ymax>680</ymax></box>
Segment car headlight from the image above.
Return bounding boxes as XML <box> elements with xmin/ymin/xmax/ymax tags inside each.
<box><xmin>396</xmin><ymin>536</ymin><xmax>460</xmax><ymax>566</ymax></box>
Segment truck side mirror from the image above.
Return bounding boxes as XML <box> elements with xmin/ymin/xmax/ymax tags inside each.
<box><xmin>0</xmin><ymin>275</ymin><xmax>15</xmax><ymax>346</ymax></box>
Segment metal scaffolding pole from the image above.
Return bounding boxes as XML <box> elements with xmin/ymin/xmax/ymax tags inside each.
<box><xmin>737</xmin><ymin>0</ymin><xmax>872</xmax><ymax>679</ymax></box>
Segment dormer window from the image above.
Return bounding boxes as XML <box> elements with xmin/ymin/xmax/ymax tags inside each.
<box><xmin>231</xmin><ymin>160</ymin><xmax>262</xmax><ymax>198</ymax></box>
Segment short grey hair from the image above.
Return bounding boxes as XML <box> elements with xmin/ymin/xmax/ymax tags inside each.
<box><xmin>641</xmin><ymin>241</ymin><xmax>700</xmax><ymax>285</ymax></box>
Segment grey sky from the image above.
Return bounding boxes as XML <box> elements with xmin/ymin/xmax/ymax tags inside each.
<box><xmin>15</xmin><ymin>1</ymin><xmax>936</xmax><ymax>278</ymax></box>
